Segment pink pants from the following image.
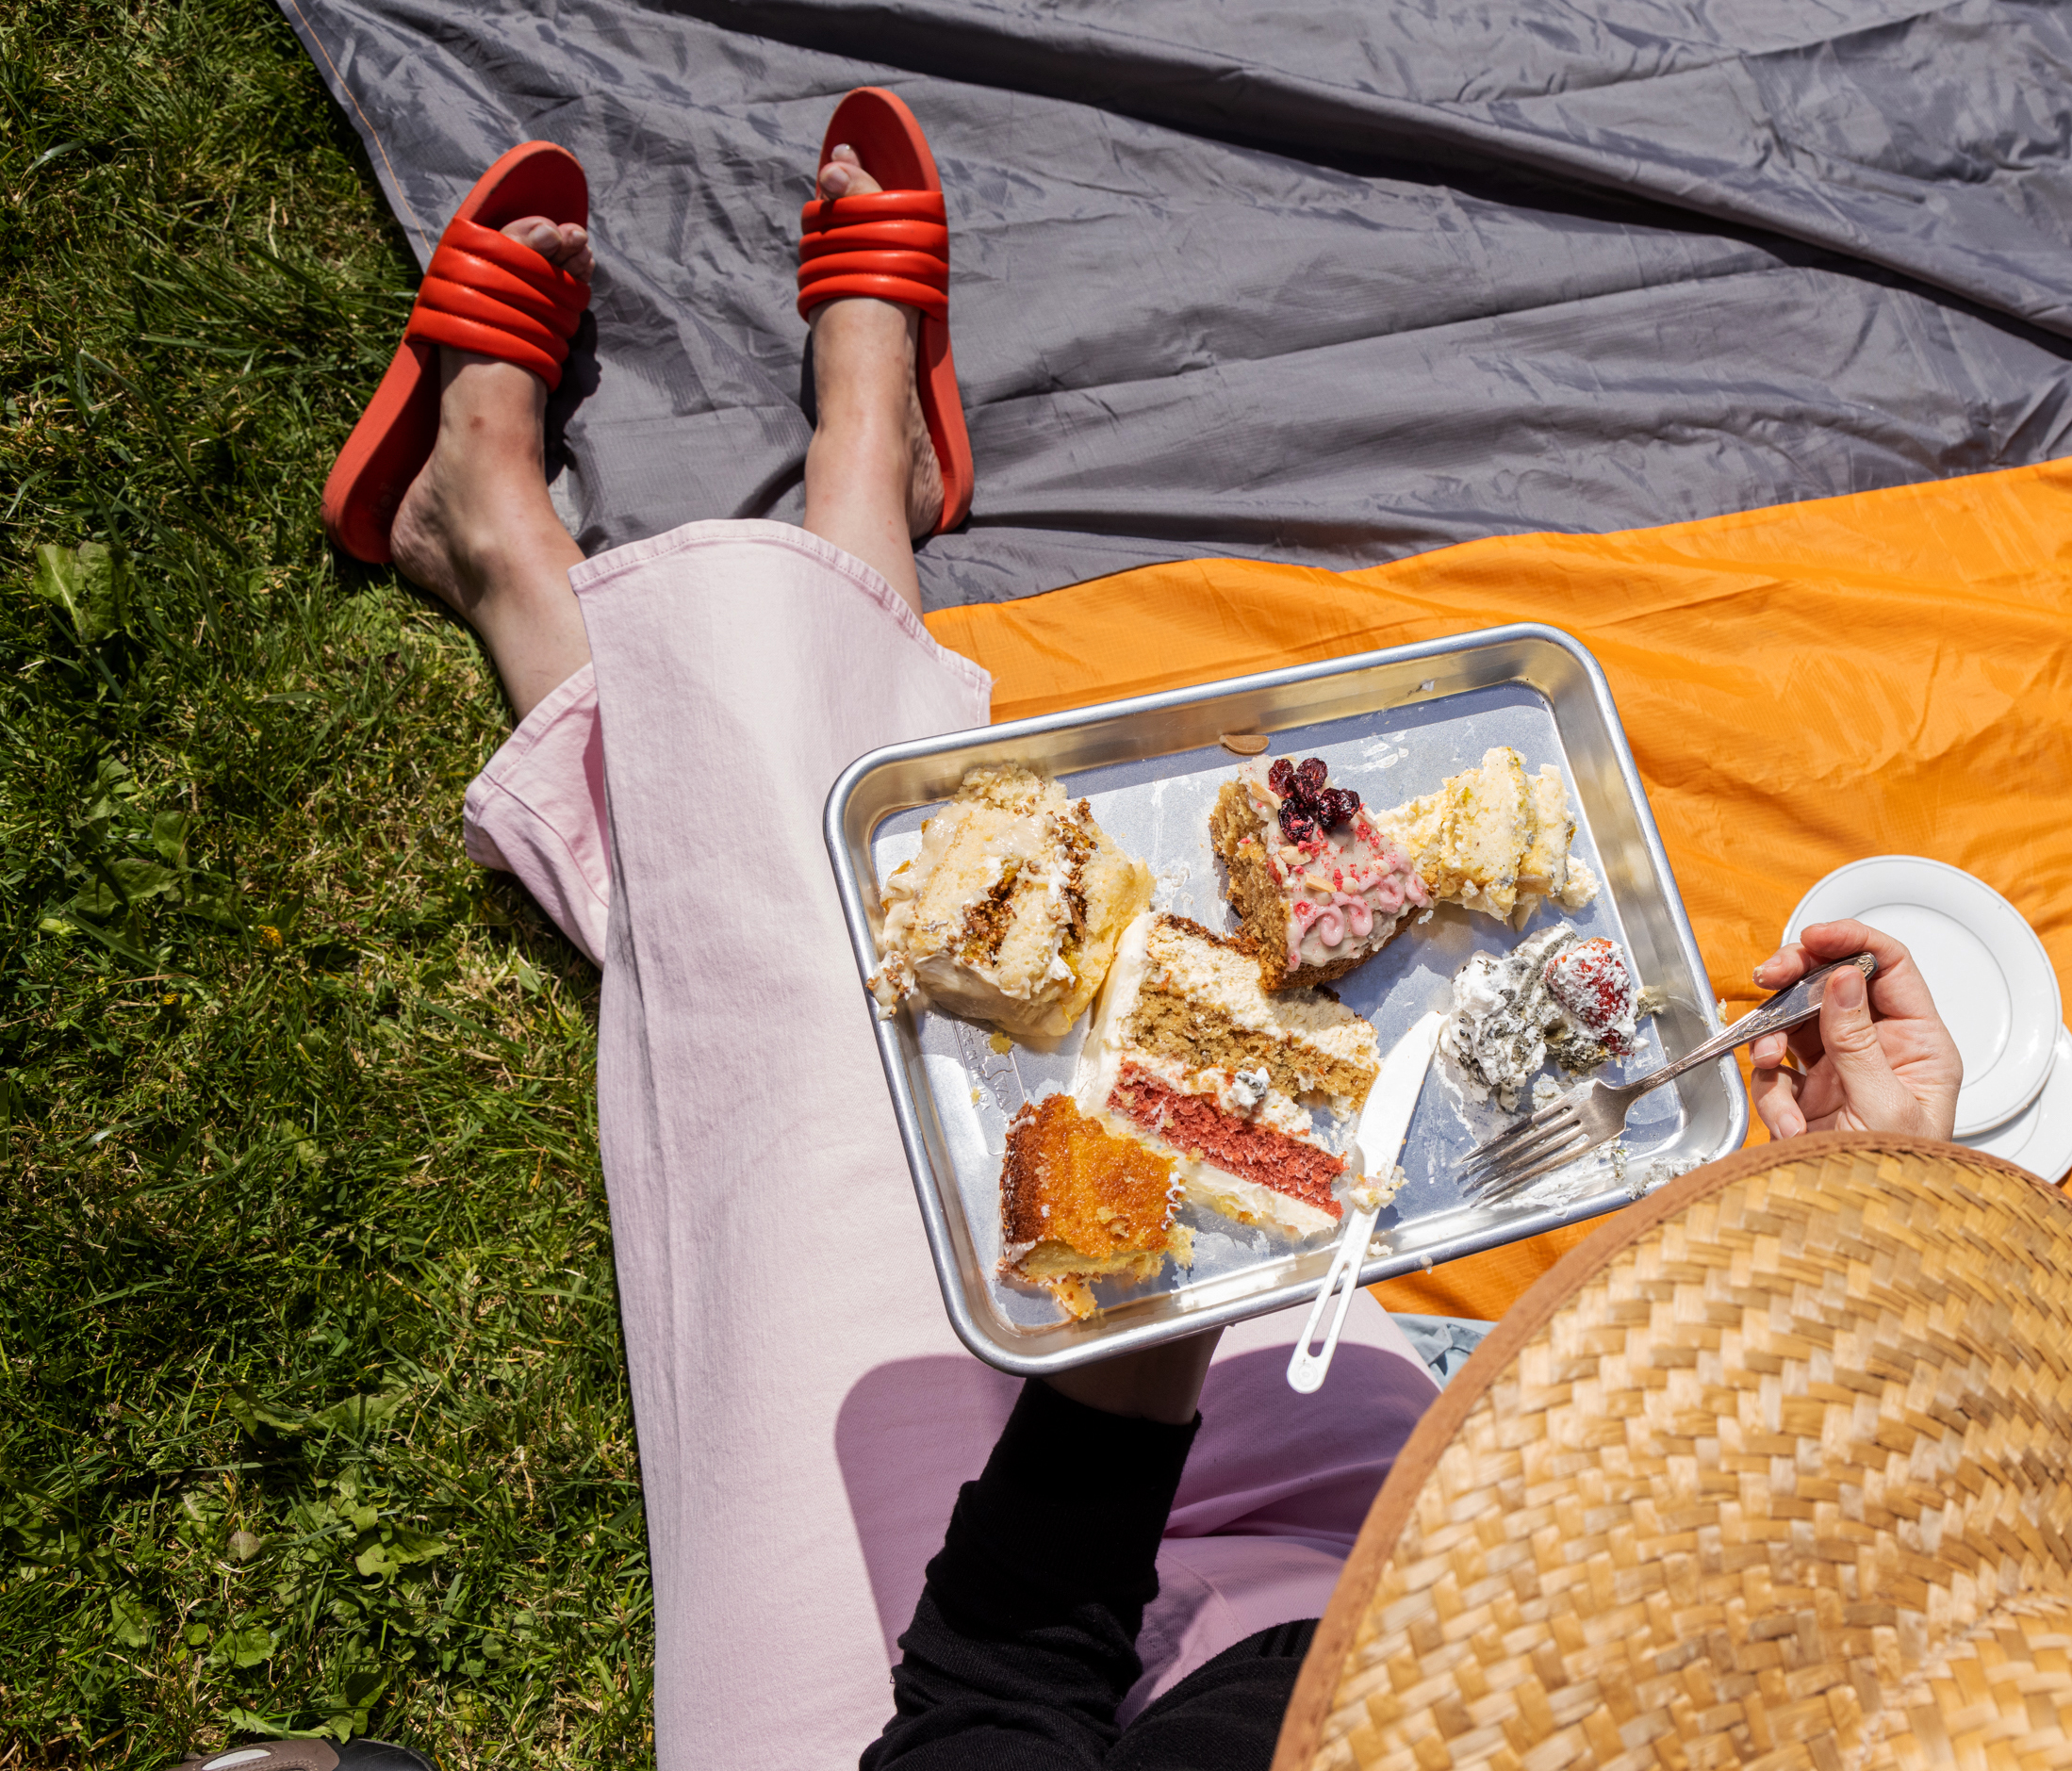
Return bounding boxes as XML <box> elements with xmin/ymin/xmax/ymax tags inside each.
<box><xmin>461</xmin><ymin>520</ymin><xmax>1439</xmax><ymax>1769</ymax></box>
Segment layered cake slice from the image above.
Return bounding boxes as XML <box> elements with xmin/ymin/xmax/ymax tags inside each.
<box><xmin>1211</xmin><ymin>757</ymin><xmax>1431</xmax><ymax>989</ymax></box>
<box><xmin>999</xmin><ymin>1092</ymin><xmax>1188</xmax><ymax>1320</ymax></box>
<box><xmin>868</xmin><ymin>763</ymin><xmax>1155</xmax><ymax>1038</ymax></box>
<box><xmin>1370</xmin><ymin>746</ymin><xmax>1599</xmax><ymax>925</ymax></box>
<box><xmin>1073</xmin><ymin>911</ymin><xmax>1380</xmax><ymax>1239</ymax></box>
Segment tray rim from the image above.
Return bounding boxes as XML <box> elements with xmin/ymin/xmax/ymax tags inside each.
<box><xmin>823</xmin><ymin>620</ymin><xmax>1744</xmax><ymax>1375</ymax></box>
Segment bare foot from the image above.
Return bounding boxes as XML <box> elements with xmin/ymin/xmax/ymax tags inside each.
<box><xmin>389</xmin><ymin>218</ymin><xmax>593</xmax><ymax>719</ymax></box>
<box><xmin>806</xmin><ymin>145</ymin><xmax>944</xmax><ymax>541</ymax></box>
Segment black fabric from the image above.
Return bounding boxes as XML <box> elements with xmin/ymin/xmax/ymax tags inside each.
<box><xmin>1106</xmin><ymin>1620</ymin><xmax>1318</xmax><ymax>1771</ymax></box>
<box><xmin>862</xmin><ymin>1379</ymin><xmax>1315</xmax><ymax>1771</ymax></box>
<box><xmin>280</xmin><ymin>0</ymin><xmax>2072</xmax><ymax>609</ymax></box>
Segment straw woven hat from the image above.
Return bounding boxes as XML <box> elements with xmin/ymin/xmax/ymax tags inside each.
<box><xmin>1274</xmin><ymin>1134</ymin><xmax>2072</xmax><ymax>1771</ymax></box>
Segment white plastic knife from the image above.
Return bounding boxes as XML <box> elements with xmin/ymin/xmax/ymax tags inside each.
<box><xmin>1286</xmin><ymin>1009</ymin><xmax>1445</xmax><ymax>1395</ymax></box>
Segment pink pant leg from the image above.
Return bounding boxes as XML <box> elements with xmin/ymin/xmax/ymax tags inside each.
<box><xmin>577</xmin><ymin>520</ymin><xmax>999</xmax><ymax>1770</ymax></box>
<box><xmin>462</xmin><ymin>662</ymin><xmax>611</xmax><ymax>964</ymax></box>
<box><xmin>1126</xmin><ymin>1291</ymin><xmax>1439</xmax><ymax>1720</ymax></box>
<box><xmin>469</xmin><ymin>517</ymin><xmax>1439</xmax><ymax>1766</ymax></box>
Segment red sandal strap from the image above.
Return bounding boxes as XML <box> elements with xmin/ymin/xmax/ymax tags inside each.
<box><xmin>802</xmin><ymin>190</ymin><xmax>946</xmax><ymax>230</ymax></box>
<box><xmin>800</xmin><ymin>251</ymin><xmax>949</xmax><ymax>290</ymax></box>
<box><xmin>797</xmin><ymin>190</ymin><xmax>950</xmax><ymax>322</ymax></box>
<box><xmin>799</xmin><ymin>221</ymin><xmax>949</xmax><ymax>262</ymax></box>
<box><xmin>403</xmin><ymin>217</ymin><xmax>589</xmax><ymax>390</ymax></box>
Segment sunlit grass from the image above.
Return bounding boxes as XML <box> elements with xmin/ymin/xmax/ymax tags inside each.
<box><xmin>0</xmin><ymin>1</ymin><xmax>650</xmax><ymax>1763</ymax></box>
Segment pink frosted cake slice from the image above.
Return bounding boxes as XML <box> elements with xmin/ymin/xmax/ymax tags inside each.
<box><xmin>1210</xmin><ymin>756</ymin><xmax>1431</xmax><ymax>990</ymax></box>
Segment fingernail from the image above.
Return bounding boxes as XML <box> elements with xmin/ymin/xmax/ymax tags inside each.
<box><xmin>1831</xmin><ymin>968</ymin><xmax>1865</xmax><ymax>1010</ymax></box>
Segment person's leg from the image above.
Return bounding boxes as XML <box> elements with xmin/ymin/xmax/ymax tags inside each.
<box><xmin>451</xmin><ymin>150</ymin><xmax>947</xmax><ymax>964</ymax></box>
<box><xmin>387</xmin><ymin>219</ymin><xmax>594</xmax><ymax>724</ymax></box>
<box><xmin>579</xmin><ymin>517</ymin><xmax>995</xmax><ymax>1767</ymax></box>
<box><xmin>800</xmin><ymin>144</ymin><xmax>944</xmax><ymax>616</ymax></box>
<box><xmin>392</xmin><ymin>133</ymin><xmax>992</xmax><ymax>1766</ymax></box>
<box><xmin>419</xmin><ymin>141</ymin><xmax>1438</xmax><ymax>1771</ymax></box>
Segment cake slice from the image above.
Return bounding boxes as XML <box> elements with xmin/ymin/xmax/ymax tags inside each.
<box><xmin>999</xmin><ymin>1092</ymin><xmax>1188</xmax><ymax>1320</ymax></box>
<box><xmin>1073</xmin><ymin>910</ymin><xmax>1380</xmax><ymax>1239</ymax></box>
<box><xmin>868</xmin><ymin>763</ymin><xmax>1154</xmax><ymax>1038</ymax></box>
<box><xmin>1210</xmin><ymin>757</ymin><xmax>1431</xmax><ymax>990</ymax></box>
<box><xmin>1370</xmin><ymin>746</ymin><xmax>1598</xmax><ymax>925</ymax></box>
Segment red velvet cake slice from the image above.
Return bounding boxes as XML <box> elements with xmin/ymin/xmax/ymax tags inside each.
<box><xmin>1073</xmin><ymin>910</ymin><xmax>1380</xmax><ymax>1239</ymax></box>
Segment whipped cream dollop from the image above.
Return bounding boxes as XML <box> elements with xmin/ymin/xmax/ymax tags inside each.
<box><xmin>1441</xmin><ymin>924</ymin><xmax>1644</xmax><ymax>1109</ymax></box>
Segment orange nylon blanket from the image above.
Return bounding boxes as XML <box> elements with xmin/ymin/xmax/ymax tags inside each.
<box><xmin>927</xmin><ymin>457</ymin><xmax>2072</xmax><ymax>1320</ymax></box>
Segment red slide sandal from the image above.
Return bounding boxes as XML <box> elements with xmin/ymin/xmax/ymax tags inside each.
<box><xmin>321</xmin><ymin>141</ymin><xmax>591</xmax><ymax>565</ymax></box>
<box><xmin>796</xmin><ymin>88</ymin><xmax>976</xmax><ymax>535</ymax></box>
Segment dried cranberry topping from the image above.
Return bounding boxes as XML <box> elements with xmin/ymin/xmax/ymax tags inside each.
<box><xmin>1277</xmin><ymin>804</ymin><xmax>1317</xmax><ymax>844</ymax></box>
<box><xmin>1315</xmin><ymin>788</ymin><xmax>1358</xmax><ymax>828</ymax></box>
<box><xmin>1267</xmin><ymin>757</ymin><xmax>1296</xmax><ymax>795</ymax></box>
<box><xmin>1297</xmin><ymin>757</ymin><xmax>1330</xmax><ymax>796</ymax></box>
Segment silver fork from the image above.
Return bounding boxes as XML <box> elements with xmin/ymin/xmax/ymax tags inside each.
<box><xmin>1457</xmin><ymin>952</ymin><xmax>1876</xmax><ymax>1203</ymax></box>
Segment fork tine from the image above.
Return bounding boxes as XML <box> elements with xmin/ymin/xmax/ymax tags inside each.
<box><xmin>1457</xmin><ymin>1107</ymin><xmax>1584</xmax><ymax>1185</ymax></box>
<box><xmin>1469</xmin><ymin>1127</ymin><xmax>1598</xmax><ymax>1202</ymax></box>
<box><xmin>1462</xmin><ymin>1091</ymin><xmax>1577</xmax><ymax>1164</ymax></box>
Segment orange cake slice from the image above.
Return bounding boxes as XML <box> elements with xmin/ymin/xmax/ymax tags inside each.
<box><xmin>999</xmin><ymin>1092</ymin><xmax>1188</xmax><ymax>1320</ymax></box>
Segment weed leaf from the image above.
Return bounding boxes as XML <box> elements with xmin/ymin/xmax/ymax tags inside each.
<box><xmin>33</xmin><ymin>539</ymin><xmax>129</xmax><ymax>645</ymax></box>
<box><xmin>107</xmin><ymin>1589</ymin><xmax>155</xmax><ymax>1648</ymax></box>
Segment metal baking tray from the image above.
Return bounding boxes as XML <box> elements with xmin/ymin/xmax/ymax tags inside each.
<box><xmin>825</xmin><ymin>623</ymin><xmax>1745</xmax><ymax>1377</ymax></box>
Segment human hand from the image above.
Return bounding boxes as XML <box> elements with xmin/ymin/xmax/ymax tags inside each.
<box><xmin>1042</xmin><ymin>1328</ymin><xmax>1223</xmax><ymax>1425</ymax></box>
<box><xmin>1748</xmin><ymin>918</ymin><xmax>1963</xmax><ymax>1140</ymax></box>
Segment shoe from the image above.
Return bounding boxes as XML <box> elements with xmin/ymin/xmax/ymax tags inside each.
<box><xmin>796</xmin><ymin>87</ymin><xmax>976</xmax><ymax>535</ymax></box>
<box><xmin>321</xmin><ymin>140</ymin><xmax>591</xmax><ymax>566</ymax></box>
<box><xmin>168</xmin><ymin>1743</ymin><xmax>436</xmax><ymax>1771</ymax></box>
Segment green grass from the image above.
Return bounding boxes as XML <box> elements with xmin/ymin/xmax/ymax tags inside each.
<box><xmin>0</xmin><ymin>1</ymin><xmax>650</xmax><ymax>1763</ymax></box>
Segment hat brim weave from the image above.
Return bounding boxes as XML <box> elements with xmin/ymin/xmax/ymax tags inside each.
<box><xmin>1273</xmin><ymin>1131</ymin><xmax>2072</xmax><ymax>1771</ymax></box>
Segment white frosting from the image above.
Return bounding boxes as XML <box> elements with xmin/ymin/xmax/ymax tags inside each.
<box><xmin>1073</xmin><ymin>908</ymin><xmax>1155</xmax><ymax>1120</ymax></box>
<box><xmin>1173</xmin><ymin>1159</ymin><xmax>1339</xmax><ymax>1240</ymax></box>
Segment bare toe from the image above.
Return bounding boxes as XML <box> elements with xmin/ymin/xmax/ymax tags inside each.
<box><xmin>500</xmin><ymin>215</ymin><xmax>595</xmax><ymax>282</ymax></box>
<box><xmin>817</xmin><ymin>144</ymin><xmax>885</xmax><ymax>201</ymax></box>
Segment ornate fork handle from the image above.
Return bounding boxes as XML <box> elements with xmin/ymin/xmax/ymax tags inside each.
<box><xmin>1633</xmin><ymin>953</ymin><xmax>1877</xmax><ymax>1101</ymax></box>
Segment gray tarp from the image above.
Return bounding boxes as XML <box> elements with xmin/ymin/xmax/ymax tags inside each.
<box><xmin>280</xmin><ymin>0</ymin><xmax>2072</xmax><ymax>611</ymax></box>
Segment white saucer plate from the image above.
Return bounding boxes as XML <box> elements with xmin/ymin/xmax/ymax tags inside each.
<box><xmin>1785</xmin><ymin>856</ymin><xmax>2061</xmax><ymax>1139</ymax></box>
<box><xmin>1964</xmin><ymin>1025</ymin><xmax>2072</xmax><ymax>1185</ymax></box>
